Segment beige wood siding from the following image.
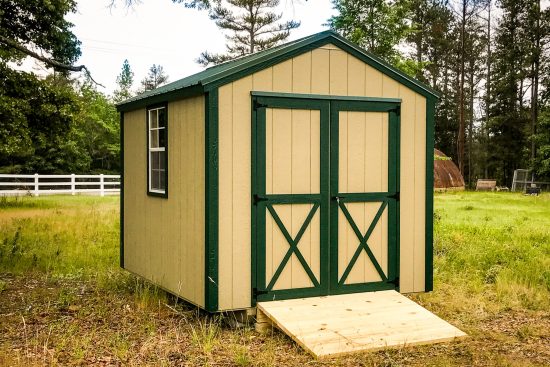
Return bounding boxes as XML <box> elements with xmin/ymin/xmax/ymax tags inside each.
<box><xmin>123</xmin><ymin>95</ymin><xmax>205</xmax><ymax>307</ymax></box>
<box><xmin>218</xmin><ymin>44</ymin><xmax>427</xmax><ymax>310</ymax></box>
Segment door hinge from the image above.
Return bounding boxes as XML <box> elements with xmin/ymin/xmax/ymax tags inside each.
<box><xmin>253</xmin><ymin>288</ymin><xmax>268</xmax><ymax>297</ymax></box>
<box><xmin>389</xmin><ymin>192</ymin><xmax>400</xmax><ymax>200</ymax></box>
<box><xmin>253</xmin><ymin>194</ymin><xmax>269</xmax><ymax>204</ymax></box>
<box><xmin>253</xmin><ymin>100</ymin><xmax>268</xmax><ymax>110</ymax></box>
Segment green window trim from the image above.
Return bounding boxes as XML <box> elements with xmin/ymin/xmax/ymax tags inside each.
<box><xmin>146</xmin><ymin>103</ymin><xmax>169</xmax><ymax>198</ymax></box>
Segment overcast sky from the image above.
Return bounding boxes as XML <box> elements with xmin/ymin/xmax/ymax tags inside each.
<box><xmin>65</xmin><ymin>0</ymin><xmax>335</xmax><ymax>94</ymax></box>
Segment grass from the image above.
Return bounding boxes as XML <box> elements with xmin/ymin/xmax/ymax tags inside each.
<box><xmin>0</xmin><ymin>192</ymin><xmax>549</xmax><ymax>366</ymax></box>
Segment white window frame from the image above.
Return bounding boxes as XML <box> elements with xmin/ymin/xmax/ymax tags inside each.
<box><xmin>148</xmin><ymin>106</ymin><xmax>167</xmax><ymax>195</ymax></box>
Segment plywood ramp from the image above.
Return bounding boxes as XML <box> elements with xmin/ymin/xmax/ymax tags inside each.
<box><xmin>257</xmin><ymin>291</ymin><xmax>466</xmax><ymax>358</ymax></box>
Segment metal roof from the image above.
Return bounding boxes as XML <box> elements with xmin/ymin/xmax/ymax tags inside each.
<box><xmin>117</xmin><ymin>30</ymin><xmax>440</xmax><ymax>111</ymax></box>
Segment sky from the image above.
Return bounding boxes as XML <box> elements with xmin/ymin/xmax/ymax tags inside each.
<box><xmin>64</xmin><ymin>0</ymin><xmax>336</xmax><ymax>94</ymax></box>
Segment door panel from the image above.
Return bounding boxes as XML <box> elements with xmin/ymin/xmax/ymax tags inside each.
<box><xmin>338</xmin><ymin>112</ymin><xmax>389</xmax><ymax>193</ymax></box>
<box><xmin>253</xmin><ymin>97</ymin><xmax>329</xmax><ymax>302</ymax></box>
<box><xmin>266</xmin><ymin>203</ymin><xmax>320</xmax><ymax>290</ymax></box>
<box><xmin>266</xmin><ymin>109</ymin><xmax>320</xmax><ymax>195</ymax></box>
<box><xmin>330</xmin><ymin>101</ymin><xmax>400</xmax><ymax>295</ymax></box>
<box><xmin>338</xmin><ymin>202</ymin><xmax>388</xmax><ymax>285</ymax></box>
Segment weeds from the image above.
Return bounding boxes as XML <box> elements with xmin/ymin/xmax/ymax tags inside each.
<box><xmin>190</xmin><ymin>318</ymin><xmax>220</xmax><ymax>354</ymax></box>
<box><xmin>0</xmin><ymin>193</ymin><xmax>549</xmax><ymax>366</ymax></box>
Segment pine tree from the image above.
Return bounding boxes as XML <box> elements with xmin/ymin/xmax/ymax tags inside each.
<box><xmin>113</xmin><ymin>59</ymin><xmax>134</xmax><ymax>103</ymax></box>
<box><xmin>197</xmin><ymin>0</ymin><xmax>300</xmax><ymax>66</ymax></box>
<box><xmin>488</xmin><ymin>0</ymin><xmax>530</xmax><ymax>184</ymax></box>
<box><xmin>328</xmin><ymin>0</ymin><xmax>411</xmax><ymax>64</ymax></box>
<box><xmin>140</xmin><ymin>64</ymin><xmax>169</xmax><ymax>92</ymax></box>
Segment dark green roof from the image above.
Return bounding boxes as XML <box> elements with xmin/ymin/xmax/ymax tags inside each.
<box><xmin>117</xmin><ymin>30</ymin><xmax>439</xmax><ymax>112</ymax></box>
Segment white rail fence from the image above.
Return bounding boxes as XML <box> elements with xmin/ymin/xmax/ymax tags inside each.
<box><xmin>0</xmin><ymin>174</ymin><xmax>120</xmax><ymax>197</ymax></box>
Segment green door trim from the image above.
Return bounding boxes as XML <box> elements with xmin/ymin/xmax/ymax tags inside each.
<box><xmin>329</xmin><ymin>100</ymin><xmax>401</xmax><ymax>295</ymax></box>
<box><xmin>251</xmin><ymin>94</ymin><xmax>401</xmax><ymax>304</ymax></box>
<box><xmin>251</xmin><ymin>95</ymin><xmax>330</xmax><ymax>303</ymax></box>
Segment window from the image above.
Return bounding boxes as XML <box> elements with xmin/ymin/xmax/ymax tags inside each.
<box><xmin>147</xmin><ymin>105</ymin><xmax>167</xmax><ymax>196</ymax></box>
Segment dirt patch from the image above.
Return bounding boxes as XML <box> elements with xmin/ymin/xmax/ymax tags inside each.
<box><xmin>1</xmin><ymin>274</ymin><xmax>549</xmax><ymax>367</ymax></box>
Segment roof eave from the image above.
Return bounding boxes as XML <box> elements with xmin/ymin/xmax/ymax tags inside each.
<box><xmin>116</xmin><ymin>83</ymin><xmax>204</xmax><ymax>112</ymax></box>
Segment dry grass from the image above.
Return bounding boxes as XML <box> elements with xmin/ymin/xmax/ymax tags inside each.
<box><xmin>0</xmin><ymin>193</ymin><xmax>549</xmax><ymax>366</ymax></box>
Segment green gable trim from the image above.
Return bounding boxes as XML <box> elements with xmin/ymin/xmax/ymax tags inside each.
<box><xmin>204</xmin><ymin>32</ymin><xmax>439</xmax><ymax>100</ymax></box>
<box><xmin>117</xmin><ymin>30</ymin><xmax>439</xmax><ymax>112</ymax></box>
<box><xmin>204</xmin><ymin>89</ymin><xmax>219</xmax><ymax>312</ymax></box>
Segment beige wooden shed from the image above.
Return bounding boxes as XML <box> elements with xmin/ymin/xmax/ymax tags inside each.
<box><xmin>117</xmin><ymin>30</ymin><xmax>439</xmax><ymax>313</ymax></box>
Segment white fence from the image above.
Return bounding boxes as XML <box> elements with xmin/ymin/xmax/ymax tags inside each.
<box><xmin>0</xmin><ymin>174</ymin><xmax>120</xmax><ymax>197</ymax></box>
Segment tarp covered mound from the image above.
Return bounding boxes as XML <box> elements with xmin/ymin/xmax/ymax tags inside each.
<box><xmin>434</xmin><ymin>149</ymin><xmax>465</xmax><ymax>190</ymax></box>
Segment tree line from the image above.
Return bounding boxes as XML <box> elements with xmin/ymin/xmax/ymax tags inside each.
<box><xmin>329</xmin><ymin>0</ymin><xmax>550</xmax><ymax>187</ymax></box>
<box><xmin>1</xmin><ymin>0</ymin><xmax>549</xmax><ymax>187</ymax></box>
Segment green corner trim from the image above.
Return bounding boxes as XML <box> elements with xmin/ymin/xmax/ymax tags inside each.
<box><xmin>425</xmin><ymin>97</ymin><xmax>436</xmax><ymax>292</ymax></box>
<box><xmin>205</xmin><ymin>89</ymin><xmax>219</xmax><ymax>312</ymax></box>
<box><xmin>120</xmin><ymin>111</ymin><xmax>125</xmax><ymax>269</ymax></box>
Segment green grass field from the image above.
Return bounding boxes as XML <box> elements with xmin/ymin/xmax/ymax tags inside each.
<box><xmin>1</xmin><ymin>192</ymin><xmax>549</xmax><ymax>366</ymax></box>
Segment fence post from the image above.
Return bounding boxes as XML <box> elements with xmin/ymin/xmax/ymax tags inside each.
<box><xmin>100</xmin><ymin>174</ymin><xmax>105</xmax><ymax>197</ymax></box>
<box><xmin>34</xmin><ymin>173</ymin><xmax>39</xmax><ymax>197</ymax></box>
<box><xmin>71</xmin><ymin>174</ymin><xmax>76</xmax><ymax>196</ymax></box>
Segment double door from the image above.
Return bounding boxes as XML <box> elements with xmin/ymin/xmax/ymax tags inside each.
<box><xmin>252</xmin><ymin>94</ymin><xmax>400</xmax><ymax>302</ymax></box>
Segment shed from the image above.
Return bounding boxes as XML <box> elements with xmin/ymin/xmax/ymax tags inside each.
<box><xmin>117</xmin><ymin>30</ymin><xmax>439</xmax><ymax>313</ymax></box>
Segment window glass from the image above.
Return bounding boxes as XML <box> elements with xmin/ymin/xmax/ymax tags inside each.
<box><xmin>148</xmin><ymin>106</ymin><xmax>167</xmax><ymax>195</ymax></box>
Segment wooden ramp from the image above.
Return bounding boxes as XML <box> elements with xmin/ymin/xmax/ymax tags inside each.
<box><xmin>257</xmin><ymin>290</ymin><xmax>467</xmax><ymax>358</ymax></box>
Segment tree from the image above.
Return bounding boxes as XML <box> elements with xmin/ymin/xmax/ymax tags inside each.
<box><xmin>0</xmin><ymin>0</ymin><xmax>100</xmax><ymax>82</ymax></box>
<box><xmin>140</xmin><ymin>64</ymin><xmax>169</xmax><ymax>92</ymax></box>
<box><xmin>197</xmin><ymin>0</ymin><xmax>300</xmax><ymax>66</ymax></box>
<box><xmin>488</xmin><ymin>0</ymin><xmax>530</xmax><ymax>185</ymax></box>
<box><xmin>113</xmin><ymin>59</ymin><xmax>135</xmax><ymax>103</ymax></box>
<box><xmin>328</xmin><ymin>0</ymin><xmax>411</xmax><ymax>65</ymax></box>
<box><xmin>77</xmin><ymin>82</ymin><xmax>120</xmax><ymax>172</ymax></box>
<box><xmin>0</xmin><ymin>66</ymin><xmax>90</xmax><ymax>173</ymax></box>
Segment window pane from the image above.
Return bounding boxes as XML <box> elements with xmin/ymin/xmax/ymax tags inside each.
<box><xmin>159</xmin><ymin>169</ymin><xmax>166</xmax><ymax>190</ymax></box>
<box><xmin>153</xmin><ymin>170</ymin><xmax>160</xmax><ymax>190</ymax></box>
<box><xmin>158</xmin><ymin>108</ymin><xmax>166</xmax><ymax>128</ymax></box>
<box><xmin>150</xmin><ymin>129</ymin><xmax>159</xmax><ymax>148</ymax></box>
<box><xmin>158</xmin><ymin>127</ymin><xmax>166</xmax><ymax>148</ymax></box>
<box><xmin>150</xmin><ymin>110</ymin><xmax>158</xmax><ymax>129</ymax></box>
<box><xmin>159</xmin><ymin>151</ymin><xmax>166</xmax><ymax>170</ymax></box>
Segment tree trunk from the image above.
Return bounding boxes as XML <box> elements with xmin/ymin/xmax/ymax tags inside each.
<box><xmin>458</xmin><ymin>0</ymin><xmax>467</xmax><ymax>174</ymax></box>
<box><xmin>484</xmin><ymin>0</ymin><xmax>491</xmax><ymax>178</ymax></box>
<box><xmin>530</xmin><ymin>0</ymin><xmax>540</xmax><ymax>182</ymax></box>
